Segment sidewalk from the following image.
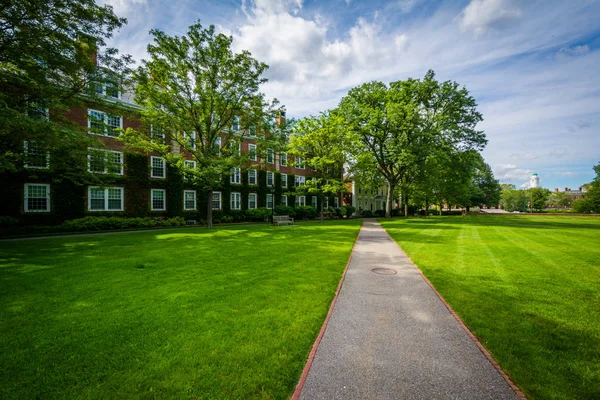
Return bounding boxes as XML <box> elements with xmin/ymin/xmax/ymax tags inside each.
<box><xmin>298</xmin><ymin>220</ymin><xmax>520</xmax><ymax>400</ymax></box>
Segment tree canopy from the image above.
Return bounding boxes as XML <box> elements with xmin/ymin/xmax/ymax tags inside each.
<box><xmin>120</xmin><ymin>22</ymin><xmax>282</xmax><ymax>227</ymax></box>
<box><xmin>0</xmin><ymin>0</ymin><xmax>132</xmax><ymax>175</ymax></box>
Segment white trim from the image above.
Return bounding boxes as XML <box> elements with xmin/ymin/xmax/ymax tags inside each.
<box><xmin>230</xmin><ymin>192</ymin><xmax>241</xmax><ymax>210</ymax></box>
<box><xmin>312</xmin><ymin>196</ymin><xmax>318</xmax><ymax>208</ymax></box>
<box><xmin>23</xmin><ymin>141</ymin><xmax>50</xmax><ymax>169</ymax></box>
<box><xmin>183</xmin><ymin>190</ymin><xmax>197</xmax><ymax>211</ymax></box>
<box><xmin>231</xmin><ymin>167</ymin><xmax>241</xmax><ymax>184</ymax></box>
<box><xmin>280</xmin><ymin>153</ymin><xmax>287</xmax><ymax>166</ymax></box>
<box><xmin>150</xmin><ymin>156</ymin><xmax>166</xmax><ymax>178</ymax></box>
<box><xmin>87</xmin><ymin>186</ymin><xmax>124</xmax><ymax>212</ymax></box>
<box><xmin>267</xmin><ymin>148</ymin><xmax>274</xmax><ymax>164</ymax></box>
<box><xmin>266</xmin><ymin>193</ymin><xmax>274</xmax><ymax>209</ymax></box>
<box><xmin>295</xmin><ymin>195</ymin><xmax>306</xmax><ymax>206</ymax></box>
<box><xmin>185</xmin><ymin>131</ymin><xmax>196</xmax><ymax>150</ymax></box>
<box><xmin>24</xmin><ymin>183</ymin><xmax>50</xmax><ymax>212</ymax></box>
<box><xmin>296</xmin><ymin>156</ymin><xmax>305</xmax><ymax>169</ymax></box>
<box><xmin>184</xmin><ymin>160</ymin><xmax>196</xmax><ymax>169</ymax></box>
<box><xmin>248</xmin><ymin>193</ymin><xmax>257</xmax><ymax>209</ymax></box>
<box><xmin>150</xmin><ymin>124</ymin><xmax>166</xmax><ymax>142</ymax></box>
<box><xmin>248</xmin><ymin>169</ymin><xmax>257</xmax><ymax>185</ymax></box>
<box><xmin>248</xmin><ymin>143</ymin><xmax>257</xmax><ymax>161</ymax></box>
<box><xmin>88</xmin><ymin>108</ymin><xmax>122</xmax><ymax>137</ymax></box>
<box><xmin>212</xmin><ymin>191</ymin><xmax>222</xmax><ymax>210</ymax></box>
<box><xmin>281</xmin><ymin>195</ymin><xmax>287</xmax><ymax>206</ymax></box>
<box><xmin>151</xmin><ymin>189</ymin><xmax>166</xmax><ymax>211</ymax></box>
<box><xmin>87</xmin><ymin>148</ymin><xmax>124</xmax><ymax>175</ymax></box>
<box><xmin>295</xmin><ymin>175</ymin><xmax>305</xmax><ymax>186</ymax></box>
<box><xmin>267</xmin><ymin>171</ymin><xmax>274</xmax><ymax>186</ymax></box>
<box><xmin>281</xmin><ymin>173</ymin><xmax>287</xmax><ymax>188</ymax></box>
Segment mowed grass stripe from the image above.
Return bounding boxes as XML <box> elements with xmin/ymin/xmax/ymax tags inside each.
<box><xmin>0</xmin><ymin>220</ymin><xmax>362</xmax><ymax>399</ymax></box>
<box><xmin>380</xmin><ymin>216</ymin><xmax>600</xmax><ymax>400</ymax></box>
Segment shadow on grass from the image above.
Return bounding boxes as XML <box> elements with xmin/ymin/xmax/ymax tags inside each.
<box><xmin>384</xmin><ymin>216</ymin><xmax>600</xmax><ymax>231</ymax></box>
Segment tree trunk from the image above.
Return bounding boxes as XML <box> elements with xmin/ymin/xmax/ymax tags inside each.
<box><xmin>404</xmin><ymin>193</ymin><xmax>409</xmax><ymax>217</ymax></box>
<box><xmin>386</xmin><ymin>182</ymin><xmax>394</xmax><ymax>218</ymax></box>
<box><xmin>425</xmin><ymin>196</ymin><xmax>429</xmax><ymax>216</ymax></box>
<box><xmin>320</xmin><ymin>194</ymin><xmax>324</xmax><ymax>223</ymax></box>
<box><xmin>207</xmin><ymin>190</ymin><xmax>213</xmax><ymax>229</ymax></box>
<box><xmin>439</xmin><ymin>203</ymin><xmax>442</xmax><ymax>216</ymax></box>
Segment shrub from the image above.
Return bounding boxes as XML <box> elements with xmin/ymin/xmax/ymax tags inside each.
<box><xmin>0</xmin><ymin>216</ymin><xmax>19</xmax><ymax>228</ymax></box>
<box><xmin>572</xmin><ymin>198</ymin><xmax>593</xmax><ymax>214</ymax></box>
<box><xmin>229</xmin><ymin>210</ymin><xmax>246</xmax><ymax>223</ymax></box>
<box><xmin>392</xmin><ymin>208</ymin><xmax>402</xmax><ymax>217</ymax></box>
<box><xmin>374</xmin><ymin>209</ymin><xmax>386</xmax><ymax>217</ymax></box>
<box><xmin>295</xmin><ymin>206</ymin><xmax>317</xmax><ymax>220</ymax></box>
<box><xmin>245</xmin><ymin>207</ymin><xmax>271</xmax><ymax>221</ymax></box>
<box><xmin>221</xmin><ymin>215</ymin><xmax>233</xmax><ymax>223</ymax></box>
<box><xmin>344</xmin><ymin>206</ymin><xmax>356</xmax><ymax>217</ymax></box>
<box><xmin>62</xmin><ymin>216</ymin><xmax>186</xmax><ymax>231</ymax></box>
<box><xmin>360</xmin><ymin>209</ymin><xmax>374</xmax><ymax>218</ymax></box>
<box><xmin>338</xmin><ymin>206</ymin><xmax>347</xmax><ymax>218</ymax></box>
<box><xmin>274</xmin><ymin>205</ymin><xmax>296</xmax><ymax>217</ymax></box>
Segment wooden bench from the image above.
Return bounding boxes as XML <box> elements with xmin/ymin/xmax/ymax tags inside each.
<box><xmin>273</xmin><ymin>215</ymin><xmax>294</xmax><ymax>226</ymax></box>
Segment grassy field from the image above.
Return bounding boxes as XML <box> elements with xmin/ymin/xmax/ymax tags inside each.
<box><xmin>0</xmin><ymin>220</ymin><xmax>362</xmax><ymax>399</ymax></box>
<box><xmin>380</xmin><ymin>215</ymin><xmax>600</xmax><ymax>400</ymax></box>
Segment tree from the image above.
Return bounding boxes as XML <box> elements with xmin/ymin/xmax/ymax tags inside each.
<box><xmin>527</xmin><ymin>187</ymin><xmax>550</xmax><ymax>211</ymax></box>
<box><xmin>469</xmin><ymin>158</ymin><xmax>501</xmax><ymax>209</ymax></box>
<box><xmin>585</xmin><ymin>163</ymin><xmax>600</xmax><ymax>213</ymax></box>
<box><xmin>120</xmin><ymin>22</ymin><xmax>282</xmax><ymax>228</ymax></box>
<box><xmin>339</xmin><ymin>70</ymin><xmax>486</xmax><ymax>218</ymax></box>
<box><xmin>546</xmin><ymin>191</ymin><xmax>572</xmax><ymax>209</ymax></box>
<box><xmin>501</xmin><ymin>188</ymin><xmax>527</xmax><ymax>212</ymax></box>
<box><xmin>288</xmin><ymin>112</ymin><xmax>351</xmax><ymax>221</ymax></box>
<box><xmin>0</xmin><ymin>0</ymin><xmax>132</xmax><ymax>175</ymax></box>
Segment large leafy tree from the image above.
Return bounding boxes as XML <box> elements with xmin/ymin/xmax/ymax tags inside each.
<box><xmin>288</xmin><ymin>111</ymin><xmax>351</xmax><ymax>221</ymax></box>
<box><xmin>339</xmin><ymin>70</ymin><xmax>486</xmax><ymax>217</ymax></box>
<box><xmin>121</xmin><ymin>22</ymin><xmax>283</xmax><ymax>228</ymax></box>
<box><xmin>0</xmin><ymin>0</ymin><xmax>132</xmax><ymax>175</ymax></box>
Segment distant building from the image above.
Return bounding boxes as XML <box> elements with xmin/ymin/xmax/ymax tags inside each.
<box><xmin>530</xmin><ymin>173</ymin><xmax>540</xmax><ymax>188</ymax></box>
<box><xmin>553</xmin><ymin>187</ymin><xmax>586</xmax><ymax>200</ymax></box>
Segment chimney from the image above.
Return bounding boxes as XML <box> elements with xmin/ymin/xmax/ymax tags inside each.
<box><xmin>554</xmin><ymin>188</ymin><xmax>558</xmax><ymax>192</ymax></box>
<box><xmin>564</xmin><ymin>187</ymin><xmax>569</xmax><ymax>192</ymax></box>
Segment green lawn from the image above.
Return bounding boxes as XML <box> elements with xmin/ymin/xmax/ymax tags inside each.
<box><xmin>0</xmin><ymin>220</ymin><xmax>362</xmax><ymax>399</ymax></box>
<box><xmin>380</xmin><ymin>215</ymin><xmax>600</xmax><ymax>400</ymax></box>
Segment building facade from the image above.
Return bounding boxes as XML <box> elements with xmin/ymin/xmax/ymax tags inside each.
<box><xmin>3</xmin><ymin>92</ymin><xmax>341</xmax><ymax>225</ymax></box>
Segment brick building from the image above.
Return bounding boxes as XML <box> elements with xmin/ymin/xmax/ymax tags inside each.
<box><xmin>3</xmin><ymin>89</ymin><xmax>341</xmax><ymax>225</ymax></box>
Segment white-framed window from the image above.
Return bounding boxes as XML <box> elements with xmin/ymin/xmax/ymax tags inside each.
<box><xmin>267</xmin><ymin>149</ymin><xmax>274</xmax><ymax>164</ymax></box>
<box><xmin>23</xmin><ymin>141</ymin><xmax>49</xmax><ymax>169</ymax></box>
<box><xmin>280</xmin><ymin>153</ymin><xmax>287</xmax><ymax>166</ymax></box>
<box><xmin>88</xmin><ymin>109</ymin><xmax>122</xmax><ymax>137</ymax></box>
<box><xmin>267</xmin><ymin>171</ymin><xmax>274</xmax><ymax>186</ymax></box>
<box><xmin>249</xmin><ymin>124</ymin><xmax>256</xmax><ymax>137</ymax></box>
<box><xmin>266</xmin><ymin>193</ymin><xmax>273</xmax><ymax>209</ymax></box>
<box><xmin>231</xmin><ymin>192</ymin><xmax>241</xmax><ymax>210</ymax></box>
<box><xmin>325</xmin><ymin>198</ymin><xmax>329</xmax><ymax>208</ymax></box>
<box><xmin>296</xmin><ymin>175</ymin><xmax>305</xmax><ymax>186</ymax></box>
<box><xmin>88</xmin><ymin>186</ymin><xmax>123</xmax><ymax>211</ymax></box>
<box><xmin>150</xmin><ymin>125</ymin><xmax>166</xmax><ymax>143</ymax></box>
<box><xmin>248</xmin><ymin>193</ymin><xmax>257</xmax><ymax>209</ymax></box>
<box><xmin>212</xmin><ymin>191</ymin><xmax>222</xmax><ymax>210</ymax></box>
<box><xmin>184</xmin><ymin>160</ymin><xmax>196</xmax><ymax>170</ymax></box>
<box><xmin>214</xmin><ymin>137</ymin><xmax>221</xmax><ymax>155</ymax></box>
<box><xmin>248</xmin><ymin>144</ymin><xmax>257</xmax><ymax>161</ymax></box>
<box><xmin>93</xmin><ymin>82</ymin><xmax>120</xmax><ymax>99</ymax></box>
<box><xmin>88</xmin><ymin>149</ymin><xmax>123</xmax><ymax>175</ymax></box>
<box><xmin>296</xmin><ymin>156</ymin><xmax>305</xmax><ymax>169</ymax></box>
<box><xmin>27</xmin><ymin>105</ymin><xmax>49</xmax><ymax>120</ymax></box>
<box><xmin>334</xmin><ymin>197</ymin><xmax>340</xmax><ymax>208</ymax></box>
<box><xmin>232</xmin><ymin>116</ymin><xmax>240</xmax><ymax>132</ymax></box>
<box><xmin>150</xmin><ymin>156</ymin><xmax>165</xmax><ymax>178</ymax></box>
<box><xmin>231</xmin><ymin>167</ymin><xmax>241</xmax><ymax>184</ymax></box>
<box><xmin>281</xmin><ymin>195</ymin><xmax>287</xmax><ymax>206</ymax></box>
<box><xmin>248</xmin><ymin>169</ymin><xmax>257</xmax><ymax>185</ymax></box>
<box><xmin>151</xmin><ymin>189</ymin><xmax>166</xmax><ymax>211</ymax></box>
<box><xmin>312</xmin><ymin>196</ymin><xmax>318</xmax><ymax>208</ymax></box>
<box><xmin>295</xmin><ymin>195</ymin><xmax>306</xmax><ymax>206</ymax></box>
<box><xmin>184</xmin><ymin>190</ymin><xmax>196</xmax><ymax>210</ymax></box>
<box><xmin>184</xmin><ymin>131</ymin><xmax>196</xmax><ymax>150</ymax></box>
<box><xmin>281</xmin><ymin>173</ymin><xmax>287</xmax><ymax>187</ymax></box>
<box><xmin>24</xmin><ymin>183</ymin><xmax>50</xmax><ymax>212</ymax></box>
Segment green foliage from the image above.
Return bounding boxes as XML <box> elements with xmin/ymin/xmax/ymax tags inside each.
<box><xmin>501</xmin><ymin>188</ymin><xmax>527</xmax><ymax>212</ymax></box>
<box><xmin>121</xmin><ymin>21</ymin><xmax>284</xmax><ymax>228</ymax></box>
<box><xmin>62</xmin><ymin>216</ymin><xmax>186</xmax><ymax>231</ymax></box>
<box><xmin>274</xmin><ymin>205</ymin><xmax>296</xmax><ymax>217</ymax></box>
<box><xmin>339</xmin><ymin>70</ymin><xmax>486</xmax><ymax>218</ymax></box>
<box><xmin>0</xmin><ymin>0</ymin><xmax>132</xmax><ymax>175</ymax></box>
<box><xmin>360</xmin><ymin>210</ymin><xmax>374</xmax><ymax>217</ymax></box>
<box><xmin>527</xmin><ymin>188</ymin><xmax>550</xmax><ymax>211</ymax></box>
<box><xmin>245</xmin><ymin>207</ymin><xmax>271</xmax><ymax>221</ymax></box>
<box><xmin>295</xmin><ymin>206</ymin><xmax>317</xmax><ymax>220</ymax></box>
<box><xmin>572</xmin><ymin>198</ymin><xmax>593</xmax><ymax>214</ymax></box>
<box><xmin>344</xmin><ymin>205</ymin><xmax>356</xmax><ymax>217</ymax></box>
<box><xmin>0</xmin><ymin>216</ymin><xmax>19</xmax><ymax>228</ymax></box>
<box><xmin>546</xmin><ymin>191</ymin><xmax>572</xmax><ymax>209</ymax></box>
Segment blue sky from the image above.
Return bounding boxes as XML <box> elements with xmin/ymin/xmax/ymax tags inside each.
<box><xmin>103</xmin><ymin>0</ymin><xmax>600</xmax><ymax>190</ymax></box>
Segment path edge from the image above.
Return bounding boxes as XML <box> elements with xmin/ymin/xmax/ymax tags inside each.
<box><xmin>380</xmin><ymin>223</ymin><xmax>527</xmax><ymax>400</ymax></box>
<box><xmin>290</xmin><ymin>219</ymin><xmax>363</xmax><ymax>400</ymax></box>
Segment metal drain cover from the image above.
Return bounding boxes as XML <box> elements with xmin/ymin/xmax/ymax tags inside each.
<box><xmin>371</xmin><ymin>268</ymin><xmax>397</xmax><ymax>275</ymax></box>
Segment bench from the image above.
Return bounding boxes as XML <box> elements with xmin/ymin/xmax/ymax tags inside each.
<box><xmin>185</xmin><ymin>219</ymin><xmax>198</xmax><ymax>225</ymax></box>
<box><xmin>273</xmin><ymin>215</ymin><xmax>294</xmax><ymax>226</ymax></box>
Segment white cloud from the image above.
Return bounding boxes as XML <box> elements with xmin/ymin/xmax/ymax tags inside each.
<box><xmin>509</xmin><ymin>153</ymin><xmax>538</xmax><ymax>161</ymax></box>
<box><xmin>242</xmin><ymin>0</ymin><xmax>303</xmax><ymax>16</ymax></box>
<box><xmin>396</xmin><ymin>0</ymin><xmax>423</xmax><ymax>14</ymax></box>
<box><xmin>493</xmin><ymin>164</ymin><xmax>534</xmax><ymax>181</ymax></box>
<box><xmin>556</xmin><ymin>171</ymin><xmax>577</xmax><ymax>177</ymax></box>
<box><xmin>556</xmin><ymin>45</ymin><xmax>590</xmax><ymax>60</ymax></box>
<box><xmin>459</xmin><ymin>0</ymin><xmax>523</xmax><ymax>36</ymax></box>
<box><xmin>102</xmin><ymin>0</ymin><xmax>147</xmax><ymax>16</ymax></box>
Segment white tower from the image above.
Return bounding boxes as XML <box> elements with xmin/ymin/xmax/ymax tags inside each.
<box><xmin>530</xmin><ymin>173</ymin><xmax>540</xmax><ymax>189</ymax></box>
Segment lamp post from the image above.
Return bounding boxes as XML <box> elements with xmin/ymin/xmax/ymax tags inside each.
<box><xmin>270</xmin><ymin>185</ymin><xmax>275</xmax><ymax>225</ymax></box>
